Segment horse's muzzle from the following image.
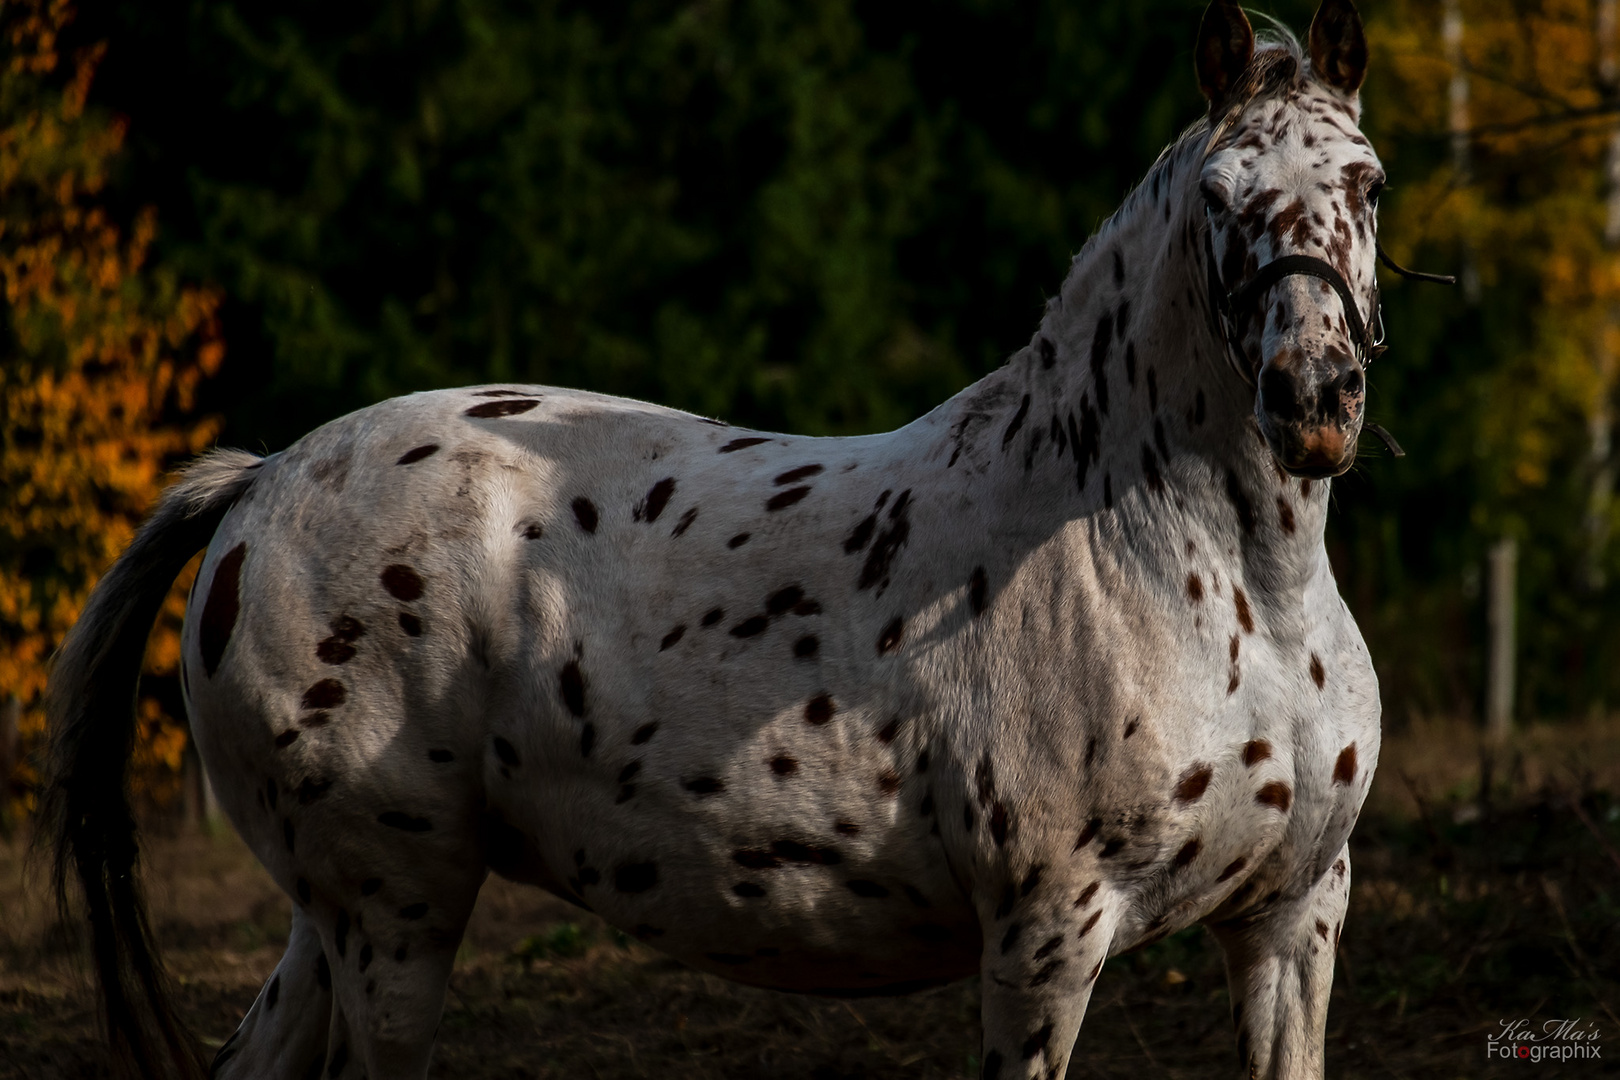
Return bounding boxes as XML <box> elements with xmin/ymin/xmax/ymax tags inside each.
<box><xmin>1258</xmin><ymin>351</ymin><xmax>1364</xmax><ymax>478</ymax></box>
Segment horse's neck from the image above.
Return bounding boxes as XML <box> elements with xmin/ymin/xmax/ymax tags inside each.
<box><xmin>922</xmin><ymin>141</ymin><xmax>1329</xmax><ymax>599</ymax></box>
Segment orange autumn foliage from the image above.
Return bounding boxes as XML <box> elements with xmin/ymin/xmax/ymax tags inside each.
<box><xmin>1</xmin><ymin>0</ymin><xmax>222</xmax><ymax>815</ymax></box>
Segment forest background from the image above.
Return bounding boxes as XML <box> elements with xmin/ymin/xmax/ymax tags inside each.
<box><xmin>3</xmin><ymin>0</ymin><xmax>1618</xmax><ymax>811</ymax></box>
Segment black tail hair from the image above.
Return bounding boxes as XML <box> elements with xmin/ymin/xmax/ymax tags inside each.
<box><xmin>35</xmin><ymin>449</ymin><xmax>264</xmax><ymax>1079</ymax></box>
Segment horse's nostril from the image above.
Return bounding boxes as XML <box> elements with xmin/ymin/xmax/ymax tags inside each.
<box><xmin>1259</xmin><ymin>367</ymin><xmax>1301</xmax><ymax>421</ymax></box>
<box><xmin>1340</xmin><ymin>367</ymin><xmax>1364</xmax><ymax>397</ymax></box>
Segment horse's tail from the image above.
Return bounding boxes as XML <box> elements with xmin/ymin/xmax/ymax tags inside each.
<box><xmin>36</xmin><ymin>448</ymin><xmax>265</xmax><ymax>1080</ymax></box>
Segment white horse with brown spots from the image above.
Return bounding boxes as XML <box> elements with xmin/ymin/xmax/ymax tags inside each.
<box><xmin>44</xmin><ymin>3</ymin><xmax>1392</xmax><ymax>1077</ymax></box>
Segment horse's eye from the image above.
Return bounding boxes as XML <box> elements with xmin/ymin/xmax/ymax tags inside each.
<box><xmin>1201</xmin><ymin>180</ymin><xmax>1227</xmax><ymax>214</ymax></box>
<box><xmin>1367</xmin><ymin>180</ymin><xmax>1384</xmax><ymax>207</ymax></box>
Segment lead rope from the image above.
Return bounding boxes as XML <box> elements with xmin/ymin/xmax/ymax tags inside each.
<box><xmin>1205</xmin><ymin>220</ymin><xmax>1455</xmax><ymax>459</ymax></box>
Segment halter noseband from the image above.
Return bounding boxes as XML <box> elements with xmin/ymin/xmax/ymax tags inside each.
<box><xmin>1203</xmin><ymin>215</ymin><xmax>1455</xmax><ymax>457</ymax></box>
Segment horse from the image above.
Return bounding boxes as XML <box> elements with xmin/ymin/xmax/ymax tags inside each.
<box><xmin>43</xmin><ymin>2</ymin><xmax>1400</xmax><ymax>1076</ymax></box>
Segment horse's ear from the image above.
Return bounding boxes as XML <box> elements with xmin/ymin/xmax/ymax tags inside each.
<box><xmin>1195</xmin><ymin>1</ymin><xmax>1255</xmax><ymax>109</ymax></box>
<box><xmin>1309</xmin><ymin>0</ymin><xmax>1368</xmax><ymax>94</ymax></box>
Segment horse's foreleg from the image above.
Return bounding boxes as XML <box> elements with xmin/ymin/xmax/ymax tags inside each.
<box><xmin>975</xmin><ymin>884</ymin><xmax>1120</xmax><ymax>1080</ymax></box>
<box><xmin>1209</xmin><ymin>847</ymin><xmax>1352</xmax><ymax>1080</ymax></box>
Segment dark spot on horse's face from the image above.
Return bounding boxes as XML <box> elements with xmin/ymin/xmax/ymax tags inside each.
<box><xmin>571</xmin><ymin>497</ymin><xmax>599</xmax><ymax>534</ymax></box>
<box><xmin>377</xmin><ymin>811</ymin><xmax>433</xmax><ymax>833</ymax></box>
<box><xmin>1032</xmin><ymin>935</ymin><xmax>1064</xmax><ymax>962</ymax></box>
<box><xmin>877</xmin><ymin>771</ymin><xmax>901</xmax><ymax>796</ymax></box>
<box><xmin>1084</xmin><ymin>737</ymin><xmax>1097</xmax><ymax>768</ymax></box>
<box><xmin>1256</xmin><ymin>781</ymin><xmax>1293</xmax><ymax>811</ymax></box>
<box><xmin>1187</xmin><ymin>574</ymin><xmax>1204</xmax><ymax>603</ymax></box>
<box><xmin>767</xmin><ymin>586</ymin><xmax>803</xmax><ymax>616</ymax></box>
<box><xmin>701</xmin><ymin>608</ymin><xmax>724</xmax><ymax>627</ymax></box>
<box><xmin>301</xmin><ymin>710</ymin><xmax>332</xmax><ymax>728</ymax></box>
<box><xmin>1124</xmin><ymin>717</ymin><xmax>1139</xmax><ymax>738</ymax></box>
<box><xmin>793</xmin><ymin>635</ymin><xmax>819</xmax><ymax>659</ymax></box>
<box><xmin>398</xmin><ymin>612</ymin><xmax>423</xmax><ymax>636</ymax></box>
<box><xmin>767</xmin><ymin>486</ymin><xmax>811</xmax><ymax>511</ymax></box>
<box><xmin>876</xmin><ymin>716</ymin><xmax>901</xmax><ymax>743</ymax></box>
<box><xmin>993</xmin><ymin>883</ymin><xmax>1015</xmax><ymax>919</ymax></box>
<box><xmin>846</xmin><ymin>879</ymin><xmax>889</xmax><ymax>898</ymax></box>
<box><xmin>199</xmin><ymin>542</ymin><xmax>247</xmax><ymax>676</ymax></box>
<box><xmin>1141</xmin><ymin>444</ymin><xmax>1164</xmax><ymax>493</ymax></box>
<box><xmin>631</xmin><ymin>722</ymin><xmax>658</xmax><ymax>744</ymax></box>
<box><xmin>876</xmin><ymin>617</ymin><xmax>904</xmax><ymax>655</ymax></box>
<box><xmin>282</xmin><ymin>818</ymin><xmax>295</xmax><ymax>852</ymax></box>
<box><xmin>682</xmin><ymin>776</ymin><xmax>725</xmax><ymax>796</ymax></box>
<box><xmin>634</xmin><ymin>478</ymin><xmax>676</xmax><ymax>523</ymax></box>
<box><xmin>1099</xmin><ymin>839</ymin><xmax>1125</xmax><ymax>858</ymax></box>
<box><xmin>1242</xmin><ymin>739</ymin><xmax>1272</xmax><ymax>766</ymax></box>
<box><xmin>982</xmin><ymin>1048</ymin><xmax>1004</xmax><ymax>1079</ymax></box>
<box><xmin>1333</xmin><ymin>743</ymin><xmax>1358</xmax><ymax>785</ymax></box>
<box><xmin>1217</xmin><ymin>857</ymin><xmax>1248</xmax><ymax>883</ymax></box>
<box><xmin>301</xmin><ymin>679</ymin><xmax>346</xmax><ymax>710</ymax></box>
<box><xmin>999</xmin><ymin>921</ymin><xmax>1023</xmax><ymax>954</ymax></box>
<box><xmin>1022</xmin><ymin>1022</ymin><xmax>1055</xmax><ymax>1061</ymax></box>
<box><xmin>360</xmin><ymin>878</ymin><xmax>382</xmax><ymax>897</ymax></box>
<box><xmin>518</xmin><ymin>521</ymin><xmax>544</xmax><ymax>540</ymax></box>
<box><xmin>616</xmin><ymin>762</ymin><xmax>642</xmax><ymax>786</ymax></box>
<box><xmin>559</xmin><ymin>661</ymin><xmax>586</xmax><ymax>716</ymax></box>
<box><xmin>672</xmin><ymin>508</ymin><xmax>698</xmax><ymax>537</ymax></box>
<box><xmin>315</xmin><ymin>953</ymin><xmax>331</xmax><ymax>991</ymax></box>
<box><xmin>275</xmin><ymin>729</ymin><xmax>300</xmax><ymax>748</ymax></box>
<box><xmin>580</xmin><ymin>723</ymin><xmax>596</xmax><ymax>757</ymax></box>
<box><xmin>969</xmin><ymin>566</ymin><xmax>987</xmax><ymax>616</ymax></box>
<box><xmin>719</xmin><ymin>436</ymin><xmax>770</xmax><ymax>453</ymax></box>
<box><xmin>1174</xmin><ymin>764</ymin><xmax>1213</xmax><ymax>804</ymax></box>
<box><xmin>660</xmin><ymin>625</ymin><xmax>686</xmax><ymax>651</ymax></box>
<box><xmin>805</xmin><ymin>693</ymin><xmax>835</xmax><ymax>724</ymax></box>
<box><xmin>730</xmin><ymin>615</ymin><xmax>768</xmax><ymax>638</ymax></box>
<box><xmin>615</xmin><ymin>862</ymin><xmax>659</xmax><ymax>893</ymax></box>
<box><xmin>297</xmin><ymin>877</ymin><xmax>311</xmax><ymax>904</ymax></box>
<box><xmin>399</xmin><ymin>902</ymin><xmax>429</xmax><ymax>920</ymax></box>
<box><xmin>1039</xmin><ymin>337</ymin><xmax>1056</xmax><ymax>368</ymax></box>
<box><xmin>1075</xmin><ymin>881</ymin><xmax>1099</xmax><ymax>908</ymax></box>
<box><xmin>493</xmin><ymin>737</ymin><xmax>520</xmax><ymax>768</ymax></box>
<box><xmin>428</xmin><ymin>748</ymin><xmax>454</xmax><ymax>763</ymax></box>
<box><xmin>397</xmin><ymin>444</ymin><xmax>439</xmax><ymax>465</ymax></box>
<box><xmin>1072</xmin><ymin>818</ymin><xmax>1101</xmax><ymax>851</ymax></box>
<box><xmin>770</xmin><ymin>755</ymin><xmax>798</xmax><ymax>776</ymax></box>
<box><xmin>990</xmin><ymin>803</ymin><xmax>1009</xmax><ymax>846</ymax></box>
<box><xmin>775</xmin><ymin>464</ymin><xmax>825</xmax><ymax>485</ymax></box>
<box><xmin>1310</xmin><ymin>653</ymin><xmax>1326</xmax><ymax>688</ymax></box>
<box><xmin>464</xmin><ymin>398</ymin><xmax>539</xmax><ymax>419</ymax></box>
<box><xmin>381</xmin><ymin>564</ymin><xmax>424</xmax><ymax>602</ymax></box>
<box><xmin>1020</xmin><ymin>865</ymin><xmax>1043</xmax><ymax>897</ymax></box>
<box><xmin>1173</xmin><ymin>838</ymin><xmax>1202</xmax><ymax>869</ymax></box>
<box><xmin>1234</xmin><ymin>588</ymin><xmax>1255</xmax><ymax>633</ymax></box>
<box><xmin>733</xmin><ymin>882</ymin><xmax>767</xmax><ymax>897</ymax></box>
<box><xmin>728</xmin><ymin>532</ymin><xmax>750</xmax><ymax>549</ymax></box>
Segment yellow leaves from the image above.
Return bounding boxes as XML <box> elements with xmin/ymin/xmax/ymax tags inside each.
<box><xmin>1</xmin><ymin>0</ymin><xmax>221</xmax><ymax>816</ymax></box>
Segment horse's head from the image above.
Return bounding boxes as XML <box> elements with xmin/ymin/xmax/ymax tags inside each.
<box><xmin>1196</xmin><ymin>0</ymin><xmax>1380</xmax><ymax>479</ymax></box>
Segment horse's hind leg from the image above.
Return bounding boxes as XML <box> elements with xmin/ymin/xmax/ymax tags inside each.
<box><xmin>212</xmin><ymin>906</ymin><xmax>331</xmax><ymax>1078</ymax></box>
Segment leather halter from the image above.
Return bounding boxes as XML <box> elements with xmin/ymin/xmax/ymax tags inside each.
<box><xmin>1203</xmin><ymin>215</ymin><xmax>1455</xmax><ymax>457</ymax></box>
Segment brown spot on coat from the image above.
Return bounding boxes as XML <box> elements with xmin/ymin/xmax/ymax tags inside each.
<box><xmin>571</xmin><ymin>497</ymin><xmax>599</xmax><ymax>533</ymax></box>
<box><xmin>396</xmin><ymin>444</ymin><xmax>439</xmax><ymax>465</ymax></box>
<box><xmin>672</xmin><ymin>508</ymin><xmax>698</xmax><ymax>536</ymax></box>
<box><xmin>398</xmin><ymin>612</ymin><xmax>422</xmax><ymax>636</ymax></box>
<box><xmin>301</xmin><ymin>679</ymin><xmax>346</xmax><ymax>710</ymax></box>
<box><xmin>770</xmin><ymin>755</ymin><xmax>798</xmax><ymax>776</ymax></box>
<box><xmin>1234</xmin><ymin>588</ymin><xmax>1255</xmax><ymax>633</ymax></box>
<box><xmin>1256</xmin><ymin>781</ymin><xmax>1293</xmax><ymax>811</ymax></box>
<box><xmin>1217</xmin><ymin>857</ymin><xmax>1248</xmax><ymax>882</ymax></box>
<box><xmin>805</xmin><ymin>693</ymin><xmax>836</xmax><ymax>724</ymax></box>
<box><xmin>1333</xmin><ymin>743</ymin><xmax>1358</xmax><ymax>785</ymax></box>
<box><xmin>380</xmin><ymin>564</ymin><xmax>424</xmax><ymax>601</ymax></box>
<box><xmin>464</xmin><ymin>398</ymin><xmax>539</xmax><ymax>418</ymax></box>
<box><xmin>274</xmin><ymin>729</ymin><xmax>299</xmax><ymax>748</ymax></box>
<box><xmin>559</xmin><ymin>661</ymin><xmax>586</xmax><ymax>716</ymax></box>
<box><xmin>730</xmin><ymin>615</ymin><xmax>768</xmax><ymax>638</ymax></box>
<box><xmin>1073</xmin><ymin>818</ymin><xmax>1102</xmax><ymax>851</ymax></box>
<box><xmin>614</xmin><ymin>862</ymin><xmax>658</xmax><ymax>893</ymax></box>
<box><xmin>630</xmin><ymin>722</ymin><xmax>658</xmax><ymax>744</ymax></box>
<box><xmin>1310</xmin><ymin>653</ymin><xmax>1326</xmax><ymax>688</ymax></box>
<box><xmin>1174</xmin><ymin>764</ymin><xmax>1213</xmax><ymax>804</ymax></box>
<box><xmin>634</xmin><ymin>478</ymin><xmax>677</xmax><ymax>523</ymax></box>
<box><xmin>199</xmin><ymin>543</ymin><xmax>247</xmax><ymax>676</ymax></box>
<box><xmin>793</xmin><ymin>635</ymin><xmax>819</xmax><ymax>658</ymax></box>
<box><xmin>766</xmin><ymin>486</ymin><xmax>811</xmax><ymax>511</ymax></box>
<box><xmin>660</xmin><ymin>625</ymin><xmax>686</xmax><ymax>651</ymax></box>
<box><xmin>1173</xmin><ymin>838</ymin><xmax>1202</xmax><ymax>869</ymax></box>
<box><xmin>1225</xmin><ymin>471</ymin><xmax>1256</xmax><ymax>535</ymax></box>
<box><xmin>774</xmin><ymin>464</ymin><xmax>824</xmax><ymax>485</ymax></box>
<box><xmin>1277</xmin><ymin>497</ymin><xmax>1296</xmax><ymax>534</ymax></box>
<box><xmin>683</xmin><ymin>777</ymin><xmax>725</xmax><ymax>796</ymax></box>
<box><xmin>990</xmin><ymin>803</ymin><xmax>1009</xmax><ymax>846</ymax></box>
<box><xmin>970</xmin><ymin>566</ymin><xmax>987</xmax><ymax>615</ymax></box>
<box><xmin>1187</xmin><ymin>574</ymin><xmax>1204</xmax><ymax>603</ymax></box>
<box><xmin>719</xmin><ymin>437</ymin><xmax>770</xmax><ymax>453</ymax></box>
<box><xmin>1242</xmin><ymin>739</ymin><xmax>1272</xmax><ymax>766</ymax></box>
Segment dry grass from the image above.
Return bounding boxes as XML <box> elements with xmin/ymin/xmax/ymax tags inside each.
<box><xmin>2</xmin><ymin>719</ymin><xmax>1616</xmax><ymax>1078</ymax></box>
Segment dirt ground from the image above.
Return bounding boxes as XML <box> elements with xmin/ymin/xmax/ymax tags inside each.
<box><xmin>2</xmin><ymin>717</ymin><xmax>1617</xmax><ymax>1079</ymax></box>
